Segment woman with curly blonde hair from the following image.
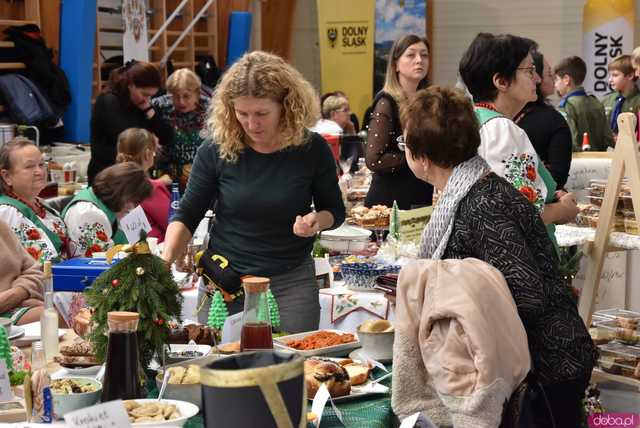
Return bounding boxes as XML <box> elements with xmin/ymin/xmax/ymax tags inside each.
<box><xmin>162</xmin><ymin>51</ymin><xmax>345</xmax><ymax>332</ymax></box>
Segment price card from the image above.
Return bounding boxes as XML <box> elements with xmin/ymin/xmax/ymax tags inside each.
<box><xmin>118</xmin><ymin>205</ymin><xmax>152</xmax><ymax>243</ymax></box>
<box><xmin>311</xmin><ymin>383</ymin><xmax>330</xmax><ymax>427</ymax></box>
<box><xmin>0</xmin><ymin>361</ymin><xmax>13</xmax><ymax>402</ymax></box>
<box><xmin>64</xmin><ymin>399</ymin><xmax>132</xmax><ymax>428</ymax></box>
<box><xmin>221</xmin><ymin>311</ymin><xmax>243</xmax><ymax>343</ymax></box>
<box><xmin>358</xmin><ymin>351</ymin><xmax>388</xmax><ymax>373</ymax></box>
<box><xmin>399</xmin><ymin>412</ymin><xmax>421</xmax><ymax>428</ymax></box>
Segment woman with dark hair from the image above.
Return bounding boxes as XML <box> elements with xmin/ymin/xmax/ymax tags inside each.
<box><xmin>394</xmin><ymin>86</ymin><xmax>596</xmax><ymax>427</ymax></box>
<box><xmin>88</xmin><ymin>61</ymin><xmax>173</xmax><ymax>184</ymax></box>
<box><xmin>364</xmin><ymin>34</ymin><xmax>433</xmax><ymax>209</ymax></box>
<box><xmin>515</xmin><ymin>51</ymin><xmax>573</xmax><ymax>188</ymax></box>
<box><xmin>459</xmin><ymin>33</ymin><xmax>578</xmax><ymax>243</ymax></box>
<box><xmin>63</xmin><ymin>162</ymin><xmax>153</xmax><ymax>257</ymax></box>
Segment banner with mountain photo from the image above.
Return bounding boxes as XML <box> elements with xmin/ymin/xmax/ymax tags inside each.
<box><xmin>317</xmin><ymin>0</ymin><xmax>375</xmax><ymax>122</ymax></box>
<box><xmin>374</xmin><ymin>0</ymin><xmax>427</xmax><ymax>95</ymax></box>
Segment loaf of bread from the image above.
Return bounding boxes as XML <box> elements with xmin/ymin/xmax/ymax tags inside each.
<box><xmin>304</xmin><ymin>358</ymin><xmax>351</xmax><ymax>398</ymax></box>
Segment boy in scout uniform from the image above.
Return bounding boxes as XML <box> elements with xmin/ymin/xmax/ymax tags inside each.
<box><xmin>554</xmin><ymin>56</ymin><xmax>613</xmax><ymax>151</ymax></box>
<box><xmin>602</xmin><ymin>54</ymin><xmax>640</xmax><ymax>138</ymax></box>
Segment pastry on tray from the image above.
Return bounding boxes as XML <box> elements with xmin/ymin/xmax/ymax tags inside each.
<box><xmin>60</xmin><ymin>339</ymin><xmax>94</xmax><ymax>357</ymax></box>
<box><xmin>304</xmin><ymin>358</ymin><xmax>351</xmax><ymax>398</ymax></box>
<box><xmin>53</xmin><ymin>355</ymin><xmax>100</xmax><ymax>367</ymax></box>
<box><xmin>168</xmin><ymin>324</ymin><xmax>219</xmax><ymax>345</ymax></box>
<box><xmin>615</xmin><ymin>316</ymin><xmax>639</xmax><ymax>330</ymax></box>
<box><xmin>216</xmin><ymin>341</ymin><xmax>241</xmax><ymax>354</ymax></box>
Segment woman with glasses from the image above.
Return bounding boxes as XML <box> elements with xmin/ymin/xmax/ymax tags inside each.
<box><xmin>364</xmin><ymin>34</ymin><xmax>433</xmax><ymax>210</ymax></box>
<box><xmin>459</xmin><ymin>33</ymin><xmax>579</xmax><ymax>241</ymax></box>
<box><xmin>394</xmin><ymin>86</ymin><xmax>596</xmax><ymax>428</ymax></box>
<box><xmin>515</xmin><ymin>50</ymin><xmax>573</xmax><ymax>188</ymax></box>
<box><xmin>0</xmin><ymin>137</ymin><xmax>70</xmax><ymax>264</ymax></box>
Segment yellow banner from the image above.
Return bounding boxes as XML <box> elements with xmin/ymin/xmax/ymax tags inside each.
<box><xmin>582</xmin><ymin>0</ymin><xmax>635</xmax><ymax>97</ymax></box>
<box><xmin>317</xmin><ymin>0</ymin><xmax>375</xmax><ymax>122</ymax></box>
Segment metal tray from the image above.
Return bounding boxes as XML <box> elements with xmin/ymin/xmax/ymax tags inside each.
<box><xmin>274</xmin><ymin>329</ymin><xmax>360</xmax><ymax>357</ymax></box>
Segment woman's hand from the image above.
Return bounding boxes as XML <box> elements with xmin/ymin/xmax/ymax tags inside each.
<box><xmin>22</xmin><ymin>298</ymin><xmax>44</xmax><ymax>307</ymax></box>
<box><xmin>555</xmin><ymin>192</ymin><xmax>579</xmax><ymax>224</ymax></box>
<box><xmin>293</xmin><ymin>212</ymin><xmax>321</xmax><ymax>237</ymax></box>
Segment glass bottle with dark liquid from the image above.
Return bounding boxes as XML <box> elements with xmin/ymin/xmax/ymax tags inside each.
<box><xmin>240</xmin><ymin>277</ymin><xmax>273</xmax><ymax>352</ymax></box>
<box><xmin>101</xmin><ymin>311</ymin><xmax>143</xmax><ymax>401</ymax></box>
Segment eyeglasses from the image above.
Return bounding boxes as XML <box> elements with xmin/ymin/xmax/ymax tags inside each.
<box><xmin>396</xmin><ymin>135</ymin><xmax>407</xmax><ymax>152</ymax></box>
<box><xmin>334</xmin><ymin>107</ymin><xmax>350</xmax><ymax>113</ymax></box>
<box><xmin>517</xmin><ymin>66</ymin><xmax>537</xmax><ymax>79</ymax></box>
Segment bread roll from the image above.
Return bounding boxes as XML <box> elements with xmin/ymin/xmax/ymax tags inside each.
<box><xmin>304</xmin><ymin>358</ymin><xmax>351</xmax><ymax>398</ymax></box>
<box><xmin>343</xmin><ymin>363</ymin><xmax>370</xmax><ymax>386</ymax></box>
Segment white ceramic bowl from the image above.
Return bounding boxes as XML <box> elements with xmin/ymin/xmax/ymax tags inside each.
<box><xmin>357</xmin><ymin>320</ymin><xmax>395</xmax><ymax>361</ymax></box>
<box><xmin>51</xmin><ymin>377</ymin><xmax>102</xmax><ymax>419</ymax></box>
<box><xmin>320</xmin><ymin>224</ymin><xmax>371</xmax><ymax>253</ymax></box>
<box><xmin>155</xmin><ymin>373</ymin><xmax>202</xmax><ymax>409</ymax></box>
<box><xmin>129</xmin><ymin>399</ymin><xmax>199</xmax><ymax>427</ymax></box>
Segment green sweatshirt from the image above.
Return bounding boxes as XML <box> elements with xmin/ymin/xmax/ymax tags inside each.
<box><xmin>557</xmin><ymin>87</ymin><xmax>614</xmax><ymax>151</ymax></box>
<box><xmin>173</xmin><ymin>132</ymin><xmax>346</xmax><ymax>276</ymax></box>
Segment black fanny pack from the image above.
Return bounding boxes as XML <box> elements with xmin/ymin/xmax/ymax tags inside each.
<box><xmin>195</xmin><ymin>250</ymin><xmax>244</xmax><ymax>302</ymax></box>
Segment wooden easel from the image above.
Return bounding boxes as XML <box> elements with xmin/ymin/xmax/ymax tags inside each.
<box><xmin>579</xmin><ymin>112</ymin><xmax>640</xmax><ymax>326</ymax></box>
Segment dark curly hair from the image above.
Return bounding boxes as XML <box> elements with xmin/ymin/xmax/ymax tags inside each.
<box><xmin>401</xmin><ymin>86</ymin><xmax>480</xmax><ymax>168</ymax></box>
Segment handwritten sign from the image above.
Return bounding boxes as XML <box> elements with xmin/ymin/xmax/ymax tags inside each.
<box><xmin>399</xmin><ymin>412</ymin><xmax>421</xmax><ymax>428</ymax></box>
<box><xmin>0</xmin><ymin>361</ymin><xmax>13</xmax><ymax>402</ymax></box>
<box><xmin>64</xmin><ymin>399</ymin><xmax>131</xmax><ymax>428</ymax></box>
<box><xmin>574</xmin><ymin>251</ymin><xmax>627</xmax><ymax>309</ymax></box>
<box><xmin>118</xmin><ymin>206</ymin><xmax>152</xmax><ymax>243</ymax></box>
<box><xmin>566</xmin><ymin>157</ymin><xmax>612</xmax><ymax>202</ymax></box>
<box><xmin>221</xmin><ymin>312</ymin><xmax>243</xmax><ymax>343</ymax></box>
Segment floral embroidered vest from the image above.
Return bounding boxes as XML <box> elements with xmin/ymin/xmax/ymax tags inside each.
<box><xmin>475</xmin><ymin>107</ymin><xmax>559</xmax><ymax>249</ymax></box>
<box><xmin>62</xmin><ymin>188</ymin><xmax>128</xmax><ymax>245</ymax></box>
<box><xmin>0</xmin><ymin>194</ymin><xmax>64</xmax><ymax>254</ymax></box>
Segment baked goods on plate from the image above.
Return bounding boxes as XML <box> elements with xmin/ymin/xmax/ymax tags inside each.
<box><xmin>55</xmin><ymin>339</ymin><xmax>99</xmax><ymax>368</ymax></box>
<box><xmin>305</xmin><ymin>358</ymin><xmax>351</xmax><ymax>398</ymax></box>
<box><xmin>304</xmin><ymin>357</ymin><xmax>387</xmax><ymax>402</ymax></box>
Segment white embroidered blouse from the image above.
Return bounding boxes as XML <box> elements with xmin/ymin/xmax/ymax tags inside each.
<box><xmin>0</xmin><ymin>204</ymin><xmax>68</xmax><ymax>263</ymax></box>
<box><xmin>64</xmin><ymin>201</ymin><xmax>116</xmax><ymax>257</ymax></box>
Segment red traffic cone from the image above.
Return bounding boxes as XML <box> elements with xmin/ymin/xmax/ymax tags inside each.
<box><xmin>582</xmin><ymin>132</ymin><xmax>591</xmax><ymax>151</ymax></box>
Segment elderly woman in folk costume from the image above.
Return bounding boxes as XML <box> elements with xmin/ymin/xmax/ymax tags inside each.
<box><xmin>0</xmin><ymin>137</ymin><xmax>70</xmax><ymax>264</ymax></box>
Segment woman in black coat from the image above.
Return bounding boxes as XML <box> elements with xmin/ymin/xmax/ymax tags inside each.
<box><xmin>88</xmin><ymin>61</ymin><xmax>173</xmax><ymax>184</ymax></box>
<box><xmin>516</xmin><ymin>51</ymin><xmax>573</xmax><ymax>188</ymax></box>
